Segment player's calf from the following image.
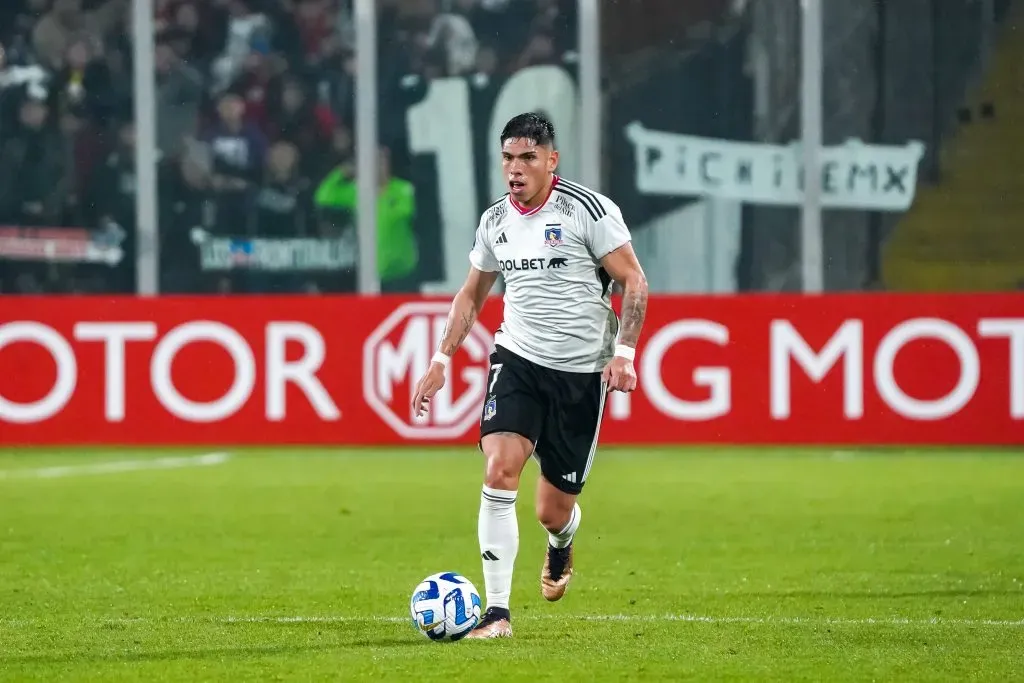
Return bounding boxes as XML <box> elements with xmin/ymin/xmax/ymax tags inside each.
<box><xmin>536</xmin><ymin>492</ymin><xmax>582</xmax><ymax>602</ymax></box>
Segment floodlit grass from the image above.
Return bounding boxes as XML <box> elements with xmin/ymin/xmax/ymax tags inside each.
<box><xmin>1</xmin><ymin>447</ymin><xmax>1022</xmax><ymax>681</ymax></box>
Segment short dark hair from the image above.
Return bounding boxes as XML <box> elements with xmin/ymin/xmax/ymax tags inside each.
<box><xmin>500</xmin><ymin>112</ymin><xmax>555</xmax><ymax>148</ymax></box>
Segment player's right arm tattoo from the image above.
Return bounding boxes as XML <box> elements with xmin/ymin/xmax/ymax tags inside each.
<box><xmin>618</xmin><ymin>275</ymin><xmax>648</xmax><ymax>348</ymax></box>
<box><xmin>438</xmin><ymin>291</ymin><xmax>478</xmax><ymax>357</ymax></box>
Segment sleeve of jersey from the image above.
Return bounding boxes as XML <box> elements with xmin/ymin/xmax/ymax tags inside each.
<box><xmin>468</xmin><ymin>217</ymin><xmax>500</xmax><ymax>272</ymax></box>
<box><xmin>587</xmin><ymin>202</ymin><xmax>633</xmax><ymax>260</ymax></box>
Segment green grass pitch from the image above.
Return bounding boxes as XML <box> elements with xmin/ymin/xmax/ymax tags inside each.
<box><xmin>1</xmin><ymin>447</ymin><xmax>1022</xmax><ymax>681</ymax></box>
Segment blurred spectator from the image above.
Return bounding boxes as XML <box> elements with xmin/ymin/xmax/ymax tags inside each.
<box><xmin>227</xmin><ymin>39</ymin><xmax>283</xmax><ymax>133</ymax></box>
<box><xmin>32</xmin><ymin>0</ymin><xmax>127</xmax><ymax>72</ymax></box>
<box><xmin>162</xmin><ymin>1</ymin><xmax>227</xmax><ymax>72</ymax></box>
<box><xmin>154</xmin><ymin>35</ymin><xmax>203</xmax><ymax>160</ymax></box>
<box><xmin>316</xmin><ymin>45</ymin><xmax>355</xmax><ymax>125</ymax></box>
<box><xmin>314</xmin><ymin>146</ymin><xmax>417</xmax><ymax>290</ymax></box>
<box><xmin>0</xmin><ymin>41</ymin><xmax>50</xmax><ymax>139</ymax></box>
<box><xmin>58</xmin><ymin>102</ymin><xmax>103</xmax><ymax>224</ymax></box>
<box><xmin>292</xmin><ymin>0</ymin><xmax>341</xmax><ymax>65</ymax></box>
<box><xmin>1</xmin><ymin>0</ymin><xmax>50</xmax><ymax>59</ymax></box>
<box><xmin>0</xmin><ymin>94</ymin><xmax>68</xmax><ymax>226</ymax></box>
<box><xmin>88</xmin><ymin>118</ymin><xmax>137</xmax><ymax>233</ymax></box>
<box><xmin>265</xmin><ymin>73</ymin><xmax>334</xmax><ymax>176</ymax></box>
<box><xmin>48</xmin><ymin>36</ymin><xmax>118</xmax><ymax>125</ymax></box>
<box><xmin>211</xmin><ymin>0</ymin><xmax>272</xmax><ymax>93</ymax></box>
<box><xmin>324</xmin><ymin>122</ymin><xmax>354</xmax><ymax>181</ymax></box>
<box><xmin>252</xmin><ymin>140</ymin><xmax>311</xmax><ymax>236</ymax></box>
<box><xmin>82</xmin><ymin>116</ymin><xmax>134</xmax><ymax>291</ymax></box>
<box><xmin>206</xmin><ymin>91</ymin><xmax>267</xmax><ymax>185</ymax></box>
<box><xmin>384</xmin><ymin>0</ymin><xmax>575</xmax><ymax>82</ymax></box>
<box><xmin>421</xmin><ymin>1</ymin><xmax>479</xmax><ymax>76</ymax></box>
<box><xmin>205</xmin><ymin>90</ymin><xmax>267</xmax><ymax>232</ymax></box>
<box><xmin>0</xmin><ymin>40</ymin><xmax>48</xmax><ymax>93</ymax></box>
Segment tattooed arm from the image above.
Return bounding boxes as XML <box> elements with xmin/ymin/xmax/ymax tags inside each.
<box><xmin>436</xmin><ymin>267</ymin><xmax>499</xmax><ymax>358</ymax></box>
<box><xmin>600</xmin><ymin>243</ymin><xmax>649</xmax><ymax>348</ymax></box>
<box><xmin>414</xmin><ymin>267</ymin><xmax>498</xmax><ymax>415</ymax></box>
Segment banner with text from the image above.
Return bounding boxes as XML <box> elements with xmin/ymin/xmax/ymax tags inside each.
<box><xmin>190</xmin><ymin>228</ymin><xmax>358</xmax><ymax>273</ymax></box>
<box><xmin>0</xmin><ymin>295</ymin><xmax>1020</xmax><ymax>445</ymax></box>
<box><xmin>625</xmin><ymin>123</ymin><xmax>927</xmax><ymax>211</ymax></box>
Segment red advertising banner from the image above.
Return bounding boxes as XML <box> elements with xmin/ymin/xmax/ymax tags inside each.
<box><xmin>0</xmin><ymin>294</ymin><xmax>1021</xmax><ymax>446</ymax></box>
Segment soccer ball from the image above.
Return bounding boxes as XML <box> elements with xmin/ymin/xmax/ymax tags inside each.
<box><xmin>409</xmin><ymin>571</ymin><xmax>482</xmax><ymax>641</ymax></box>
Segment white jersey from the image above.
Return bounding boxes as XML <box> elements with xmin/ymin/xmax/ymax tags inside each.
<box><xmin>469</xmin><ymin>176</ymin><xmax>632</xmax><ymax>373</ymax></box>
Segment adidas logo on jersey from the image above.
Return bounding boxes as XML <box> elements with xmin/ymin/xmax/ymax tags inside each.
<box><xmin>495</xmin><ymin>232</ymin><xmax>508</xmax><ymax>245</ymax></box>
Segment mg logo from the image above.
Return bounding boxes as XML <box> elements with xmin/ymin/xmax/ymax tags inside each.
<box><xmin>363</xmin><ymin>302</ymin><xmax>493</xmax><ymax>439</ymax></box>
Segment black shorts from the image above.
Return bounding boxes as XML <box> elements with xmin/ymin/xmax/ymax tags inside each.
<box><xmin>479</xmin><ymin>345</ymin><xmax>607</xmax><ymax>495</ymax></box>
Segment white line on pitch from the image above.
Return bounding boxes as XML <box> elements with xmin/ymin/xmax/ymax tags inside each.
<box><xmin>5</xmin><ymin>613</ymin><xmax>1018</xmax><ymax>629</ymax></box>
<box><xmin>0</xmin><ymin>452</ymin><xmax>231</xmax><ymax>480</ymax></box>
<box><xmin>211</xmin><ymin>614</ymin><xmax>1023</xmax><ymax>627</ymax></box>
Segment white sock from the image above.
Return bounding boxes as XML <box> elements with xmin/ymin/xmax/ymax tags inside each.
<box><xmin>548</xmin><ymin>503</ymin><xmax>581</xmax><ymax>549</ymax></box>
<box><xmin>479</xmin><ymin>486</ymin><xmax>518</xmax><ymax>610</ymax></box>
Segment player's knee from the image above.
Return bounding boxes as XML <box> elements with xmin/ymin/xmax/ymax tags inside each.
<box><xmin>535</xmin><ymin>497</ymin><xmax>573</xmax><ymax>534</ymax></box>
<box><xmin>483</xmin><ymin>451</ymin><xmax>522</xmax><ymax>490</ymax></box>
<box><xmin>481</xmin><ymin>433</ymin><xmax>532</xmax><ymax>490</ymax></box>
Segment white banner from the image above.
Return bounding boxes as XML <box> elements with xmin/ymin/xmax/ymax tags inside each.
<box><xmin>0</xmin><ymin>226</ymin><xmax>124</xmax><ymax>266</ymax></box>
<box><xmin>625</xmin><ymin>122</ymin><xmax>926</xmax><ymax>212</ymax></box>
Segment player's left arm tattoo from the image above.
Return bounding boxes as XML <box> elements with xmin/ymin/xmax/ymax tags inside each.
<box><xmin>437</xmin><ymin>267</ymin><xmax>498</xmax><ymax>358</ymax></box>
<box><xmin>439</xmin><ymin>306</ymin><xmax>476</xmax><ymax>357</ymax></box>
<box><xmin>600</xmin><ymin>243</ymin><xmax>648</xmax><ymax>348</ymax></box>
<box><xmin>618</xmin><ymin>277</ymin><xmax>648</xmax><ymax>347</ymax></box>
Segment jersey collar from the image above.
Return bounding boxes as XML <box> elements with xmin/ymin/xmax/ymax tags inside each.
<box><xmin>509</xmin><ymin>175</ymin><xmax>559</xmax><ymax>216</ymax></box>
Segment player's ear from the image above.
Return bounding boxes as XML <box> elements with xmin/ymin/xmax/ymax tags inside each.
<box><xmin>547</xmin><ymin>148</ymin><xmax>559</xmax><ymax>173</ymax></box>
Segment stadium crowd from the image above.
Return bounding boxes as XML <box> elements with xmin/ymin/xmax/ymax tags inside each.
<box><xmin>0</xmin><ymin>0</ymin><xmax>580</xmax><ymax>294</ymax></box>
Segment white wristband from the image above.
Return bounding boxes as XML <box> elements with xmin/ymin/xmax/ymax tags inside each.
<box><xmin>431</xmin><ymin>351</ymin><xmax>451</xmax><ymax>367</ymax></box>
<box><xmin>614</xmin><ymin>344</ymin><xmax>636</xmax><ymax>362</ymax></box>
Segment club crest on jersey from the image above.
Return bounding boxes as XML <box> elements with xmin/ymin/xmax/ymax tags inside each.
<box><xmin>544</xmin><ymin>225</ymin><xmax>563</xmax><ymax>247</ymax></box>
<box><xmin>483</xmin><ymin>397</ymin><xmax>497</xmax><ymax>421</ymax></box>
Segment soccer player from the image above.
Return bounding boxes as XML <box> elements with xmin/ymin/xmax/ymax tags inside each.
<box><xmin>411</xmin><ymin>112</ymin><xmax>648</xmax><ymax>639</ymax></box>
